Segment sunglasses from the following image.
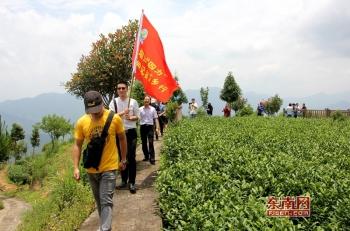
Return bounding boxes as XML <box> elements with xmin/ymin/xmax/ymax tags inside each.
<box><xmin>117</xmin><ymin>87</ymin><xmax>126</xmax><ymax>90</ymax></box>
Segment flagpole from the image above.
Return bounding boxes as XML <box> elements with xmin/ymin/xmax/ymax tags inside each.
<box><xmin>128</xmin><ymin>9</ymin><xmax>144</xmax><ymax>107</ymax></box>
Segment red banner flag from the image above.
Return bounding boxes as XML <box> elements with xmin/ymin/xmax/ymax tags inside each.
<box><xmin>132</xmin><ymin>12</ymin><xmax>178</xmax><ymax>102</ymax></box>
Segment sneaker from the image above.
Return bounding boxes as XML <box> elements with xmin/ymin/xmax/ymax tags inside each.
<box><xmin>116</xmin><ymin>181</ymin><xmax>127</xmax><ymax>189</ymax></box>
<box><xmin>129</xmin><ymin>183</ymin><xmax>136</xmax><ymax>194</ymax></box>
<box><xmin>142</xmin><ymin>158</ymin><xmax>149</xmax><ymax>161</ymax></box>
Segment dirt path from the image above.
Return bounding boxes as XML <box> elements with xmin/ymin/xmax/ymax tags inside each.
<box><xmin>0</xmin><ymin>195</ymin><xmax>31</xmax><ymax>231</ymax></box>
<box><xmin>0</xmin><ymin>168</ymin><xmax>31</xmax><ymax>231</ymax></box>
<box><xmin>79</xmin><ymin>138</ymin><xmax>163</xmax><ymax>231</ymax></box>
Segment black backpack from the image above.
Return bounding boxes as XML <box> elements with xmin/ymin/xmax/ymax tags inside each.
<box><xmin>82</xmin><ymin>111</ymin><xmax>114</xmax><ymax>170</ymax></box>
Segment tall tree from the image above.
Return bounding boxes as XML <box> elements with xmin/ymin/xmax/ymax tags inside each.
<box><xmin>60</xmin><ymin>120</ymin><xmax>73</xmax><ymax>141</ymax></box>
<box><xmin>0</xmin><ymin>116</ymin><xmax>11</xmax><ymax>162</ymax></box>
<box><xmin>200</xmin><ymin>87</ymin><xmax>209</xmax><ymax>108</ymax></box>
<box><xmin>10</xmin><ymin>123</ymin><xmax>26</xmax><ymax>160</ymax></box>
<box><xmin>220</xmin><ymin>72</ymin><xmax>241</xmax><ymax>105</ymax></box>
<box><xmin>10</xmin><ymin>123</ymin><xmax>25</xmax><ymax>143</ymax></box>
<box><xmin>40</xmin><ymin>114</ymin><xmax>72</xmax><ymax>149</ymax></box>
<box><xmin>65</xmin><ymin>20</ymin><xmax>139</xmax><ymax>106</ymax></box>
<box><xmin>265</xmin><ymin>94</ymin><xmax>283</xmax><ymax>115</ymax></box>
<box><xmin>30</xmin><ymin>124</ymin><xmax>40</xmax><ymax>155</ymax></box>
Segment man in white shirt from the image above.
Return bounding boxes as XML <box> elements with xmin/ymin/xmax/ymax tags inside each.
<box><xmin>109</xmin><ymin>81</ymin><xmax>139</xmax><ymax>194</ymax></box>
<box><xmin>286</xmin><ymin>103</ymin><xmax>293</xmax><ymax>117</ymax></box>
<box><xmin>139</xmin><ymin>96</ymin><xmax>159</xmax><ymax>165</ymax></box>
<box><xmin>189</xmin><ymin>98</ymin><xmax>198</xmax><ymax>118</ymax></box>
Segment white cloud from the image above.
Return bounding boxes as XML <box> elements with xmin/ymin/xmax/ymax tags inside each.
<box><xmin>99</xmin><ymin>12</ymin><xmax>124</xmax><ymax>34</ymax></box>
<box><xmin>0</xmin><ymin>6</ymin><xmax>96</xmax><ymax>100</ymax></box>
<box><xmin>0</xmin><ymin>0</ymin><xmax>349</xmax><ymax>101</ymax></box>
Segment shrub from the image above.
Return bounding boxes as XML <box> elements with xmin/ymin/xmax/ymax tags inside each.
<box><xmin>7</xmin><ymin>155</ymin><xmax>49</xmax><ymax>186</ymax></box>
<box><xmin>331</xmin><ymin>110</ymin><xmax>347</xmax><ymax>121</ymax></box>
<box><xmin>196</xmin><ymin>106</ymin><xmax>207</xmax><ymax>117</ymax></box>
<box><xmin>42</xmin><ymin>141</ymin><xmax>59</xmax><ymax>156</ymax></box>
<box><xmin>165</xmin><ymin>101</ymin><xmax>178</xmax><ymax>123</ymax></box>
<box><xmin>8</xmin><ymin>164</ymin><xmax>31</xmax><ymax>185</ymax></box>
<box><xmin>236</xmin><ymin>104</ymin><xmax>254</xmax><ymax>117</ymax></box>
<box><xmin>29</xmin><ymin>155</ymin><xmax>49</xmax><ymax>186</ymax></box>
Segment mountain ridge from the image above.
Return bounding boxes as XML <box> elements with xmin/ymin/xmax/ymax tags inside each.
<box><xmin>0</xmin><ymin>93</ymin><xmax>84</xmax><ymax>150</ymax></box>
<box><xmin>1</xmin><ymin>90</ymin><xmax>349</xmax><ymax>133</ymax></box>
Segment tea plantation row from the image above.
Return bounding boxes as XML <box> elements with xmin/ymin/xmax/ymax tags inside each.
<box><xmin>157</xmin><ymin>117</ymin><xmax>350</xmax><ymax>230</ymax></box>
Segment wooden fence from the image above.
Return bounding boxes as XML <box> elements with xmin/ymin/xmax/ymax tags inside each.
<box><xmin>305</xmin><ymin>109</ymin><xmax>350</xmax><ymax>118</ymax></box>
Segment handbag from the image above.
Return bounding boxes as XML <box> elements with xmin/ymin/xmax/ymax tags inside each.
<box><xmin>82</xmin><ymin>111</ymin><xmax>115</xmax><ymax>170</ymax></box>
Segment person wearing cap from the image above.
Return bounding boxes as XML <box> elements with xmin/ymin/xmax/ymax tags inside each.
<box><xmin>109</xmin><ymin>81</ymin><xmax>139</xmax><ymax>194</ymax></box>
<box><xmin>139</xmin><ymin>96</ymin><xmax>159</xmax><ymax>165</ymax></box>
<box><xmin>72</xmin><ymin>90</ymin><xmax>127</xmax><ymax>231</ymax></box>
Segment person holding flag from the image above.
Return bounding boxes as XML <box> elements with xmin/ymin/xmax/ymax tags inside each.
<box><xmin>107</xmin><ymin>10</ymin><xmax>178</xmax><ymax>192</ymax></box>
<box><xmin>109</xmin><ymin>81</ymin><xmax>139</xmax><ymax>194</ymax></box>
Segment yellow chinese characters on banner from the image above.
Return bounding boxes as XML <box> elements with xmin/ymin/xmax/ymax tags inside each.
<box><xmin>136</xmin><ymin>49</ymin><xmax>168</xmax><ymax>93</ymax></box>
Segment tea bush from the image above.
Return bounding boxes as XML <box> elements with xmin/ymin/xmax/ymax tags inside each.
<box><xmin>157</xmin><ymin>117</ymin><xmax>350</xmax><ymax>230</ymax></box>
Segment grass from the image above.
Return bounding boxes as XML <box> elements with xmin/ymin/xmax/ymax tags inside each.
<box><xmin>7</xmin><ymin>141</ymin><xmax>95</xmax><ymax>231</ymax></box>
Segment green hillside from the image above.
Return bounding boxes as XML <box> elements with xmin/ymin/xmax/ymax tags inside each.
<box><xmin>157</xmin><ymin>116</ymin><xmax>350</xmax><ymax>230</ymax></box>
<box><xmin>6</xmin><ymin>141</ymin><xmax>94</xmax><ymax>231</ymax></box>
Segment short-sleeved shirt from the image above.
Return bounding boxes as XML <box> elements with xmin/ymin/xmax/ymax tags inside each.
<box><xmin>189</xmin><ymin>102</ymin><xmax>198</xmax><ymax>115</ymax></box>
<box><xmin>286</xmin><ymin>106</ymin><xmax>293</xmax><ymax>116</ymax></box>
<box><xmin>108</xmin><ymin>97</ymin><xmax>139</xmax><ymax>130</ymax></box>
<box><xmin>74</xmin><ymin>109</ymin><xmax>124</xmax><ymax>173</ymax></box>
<box><xmin>139</xmin><ymin>106</ymin><xmax>158</xmax><ymax>125</ymax></box>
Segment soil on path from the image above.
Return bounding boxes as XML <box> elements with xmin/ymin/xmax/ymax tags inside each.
<box><xmin>0</xmin><ymin>167</ymin><xmax>17</xmax><ymax>192</ymax></box>
<box><xmin>0</xmin><ymin>168</ymin><xmax>31</xmax><ymax>231</ymax></box>
<box><xmin>79</xmin><ymin>138</ymin><xmax>163</xmax><ymax>231</ymax></box>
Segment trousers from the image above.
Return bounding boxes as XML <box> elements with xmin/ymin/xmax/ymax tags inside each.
<box><xmin>88</xmin><ymin>170</ymin><xmax>117</xmax><ymax>231</ymax></box>
<box><xmin>120</xmin><ymin>128</ymin><xmax>137</xmax><ymax>184</ymax></box>
<box><xmin>140</xmin><ymin>124</ymin><xmax>155</xmax><ymax>161</ymax></box>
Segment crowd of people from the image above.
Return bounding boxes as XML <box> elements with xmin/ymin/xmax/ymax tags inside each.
<box><xmin>73</xmin><ymin>89</ymin><xmax>312</xmax><ymax>229</ymax></box>
<box><xmin>284</xmin><ymin>103</ymin><xmax>307</xmax><ymax>118</ymax></box>
<box><xmin>72</xmin><ymin>82</ymin><xmax>169</xmax><ymax>231</ymax></box>
<box><xmin>188</xmin><ymin>98</ymin><xmax>214</xmax><ymax>117</ymax></box>
<box><xmin>187</xmin><ymin>98</ymin><xmax>308</xmax><ymax>118</ymax></box>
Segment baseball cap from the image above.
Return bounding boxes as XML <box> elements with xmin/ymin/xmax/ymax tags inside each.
<box><xmin>84</xmin><ymin>91</ymin><xmax>103</xmax><ymax>114</ymax></box>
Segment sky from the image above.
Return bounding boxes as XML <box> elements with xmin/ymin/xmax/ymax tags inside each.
<box><xmin>0</xmin><ymin>0</ymin><xmax>349</xmax><ymax>102</ymax></box>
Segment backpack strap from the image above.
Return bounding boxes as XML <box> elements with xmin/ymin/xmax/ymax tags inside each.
<box><xmin>113</xmin><ymin>97</ymin><xmax>118</xmax><ymax>113</ymax></box>
<box><xmin>101</xmin><ymin>111</ymin><xmax>115</xmax><ymax>140</ymax></box>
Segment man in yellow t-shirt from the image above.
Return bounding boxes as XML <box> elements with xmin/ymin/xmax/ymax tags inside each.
<box><xmin>72</xmin><ymin>90</ymin><xmax>127</xmax><ymax>231</ymax></box>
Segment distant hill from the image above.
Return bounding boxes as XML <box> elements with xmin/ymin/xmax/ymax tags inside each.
<box><xmin>1</xmin><ymin>90</ymin><xmax>349</xmax><ymax>137</ymax></box>
<box><xmin>184</xmin><ymin>87</ymin><xmax>350</xmax><ymax>116</ymax></box>
<box><xmin>0</xmin><ymin>93</ymin><xmax>84</xmax><ymax>151</ymax></box>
